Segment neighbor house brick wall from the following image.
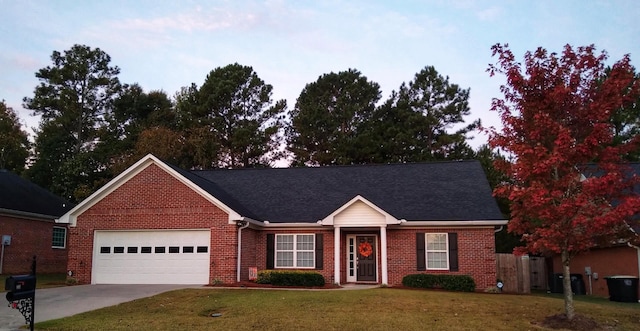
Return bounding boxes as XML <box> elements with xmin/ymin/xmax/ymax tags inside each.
<box><xmin>68</xmin><ymin>164</ymin><xmax>233</xmax><ymax>284</ymax></box>
<box><xmin>0</xmin><ymin>215</ymin><xmax>67</xmax><ymax>274</ymax></box>
<box><xmin>552</xmin><ymin>245</ymin><xmax>639</xmax><ymax>297</ymax></box>
<box><xmin>387</xmin><ymin>227</ymin><xmax>497</xmax><ymax>289</ymax></box>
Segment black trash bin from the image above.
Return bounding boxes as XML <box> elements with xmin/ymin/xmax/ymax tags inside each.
<box><xmin>605</xmin><ymin>276</ymin><xmax>639</xmax><ymax>303</ymax></box>
<box><xmin>549</xmin><ymin>273</ymin><xmax>563</xmax><ymax>293</ymax></box>
<box><xmin>570</xmin><ymin>274</ymin><xmax>586</xmax><ymax>295</ymax></box>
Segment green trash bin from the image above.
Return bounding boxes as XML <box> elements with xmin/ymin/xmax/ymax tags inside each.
<box><xmin>605</xmin><ymin>276</ymin><xmax>639</xmax><ymax>303</ymax></box>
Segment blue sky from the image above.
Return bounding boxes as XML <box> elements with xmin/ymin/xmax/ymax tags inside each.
<box><xmin>2</xmin><ymin>0</ymin><xmax>639</xmax><ymax>149</ymax></box>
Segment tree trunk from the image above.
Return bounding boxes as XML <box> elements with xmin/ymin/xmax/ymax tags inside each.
<box><xmin>561</xmin><ymin>250</ymin><xmax>575</xmax><ymax>320</ymax></box>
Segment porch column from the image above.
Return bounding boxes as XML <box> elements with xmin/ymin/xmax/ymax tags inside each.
<box><xmin>334</xmin><ymin>226</ymin><xmax>341</xmax><ymax>285</ymax></box>
<box><xmin>380</xmin><ymin>225</ymin><xmax>388</xmax><ymax>285</ymax></box>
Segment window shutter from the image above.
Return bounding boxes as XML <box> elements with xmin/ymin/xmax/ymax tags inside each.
<box><xmin>416</xmin><ymin>232</ymin><xmax>426</xmax><ymax>271</ymax></box>
<box><xmin>315</xmin><ymin>233</ymin><xmax>323</xmax><ymax>270</ymax></box>
<box><xmin>448</xmin><ymin>232</ymin><xmax>459</xmax><ymax>271</ymax></box>
<box><xmin>266</xmin><ymin>234</ymin><xmax>275</xmax><ymax>270</ymax></box>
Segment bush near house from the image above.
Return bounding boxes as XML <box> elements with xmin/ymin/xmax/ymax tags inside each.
<box><xmin>402</xmin><ymin>274</ymin><xmax>476</xmax><ymax>292</ymax></box>
<box><xmin>256</xmin><ymin>270</ymin><xmax>325</xmax><ymax>287</ymax></box>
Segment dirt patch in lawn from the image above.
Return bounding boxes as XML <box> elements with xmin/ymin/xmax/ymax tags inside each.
<box><xmin>534</xmin><ymin>313</ymin><xmax>611</xmax><ymax>330</ymax></box>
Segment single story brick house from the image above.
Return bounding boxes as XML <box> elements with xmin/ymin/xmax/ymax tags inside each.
<box><xmin>57</xmin><ymin>154</ymin><xmax>506</xmax><ymax>288</ymax></box>
<box><xmin>0</xmin><ymin>169</ymin><xmax>72</xmax><ymax>274</ymax></box>
<box><xmin>552</xmin><ymin>163</ymin><xmax>640</xmax><ymax>297</ymax></box>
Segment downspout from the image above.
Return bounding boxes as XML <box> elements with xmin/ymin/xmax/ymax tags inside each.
<box><xmin>628</xmin><ymin>242</ymin><xmax>640</xmax><ymax>280</ymax></box>
<box><xmin>494</xmin><ymin>225</ymin><xmax>504</xmax><ymax>233</ymax></box>
<box><xmin>236</xmin><ymin>220</ymin><xmax>250</xmax><ymax>282</ymax></box>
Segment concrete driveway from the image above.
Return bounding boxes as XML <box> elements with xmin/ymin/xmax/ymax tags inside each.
<box><xmin>0</xmin><ymin>284</ymin><xmax>199</xmax><ymax>331</ymax></box>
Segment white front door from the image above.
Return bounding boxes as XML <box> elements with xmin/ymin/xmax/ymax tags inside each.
<box><xmin>92</xmin><ymin>230</ymin><xmax>210</xmax><ymax>284</ymax></box>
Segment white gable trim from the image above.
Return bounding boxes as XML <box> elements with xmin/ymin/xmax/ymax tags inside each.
<box><xmin>320</xmin><ymin>195</ymin><xmax>401</xmax><ymax>226</ymax></box>
<box><xmin>56</xmin><ymin>154</ymin><xmax>242</xmax><ymax>227</ymax></box>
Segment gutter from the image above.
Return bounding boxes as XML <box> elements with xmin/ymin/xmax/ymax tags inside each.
<box><xmin>236</xmin><ymin>220</ymin><xmax>250</xmax><ymax>282</ymax></box>
<box><xmin>398</xmin><ymin>220</ymin><xmax>508</xmax><ymax>226</ymax></box>
<box><xmin>1</xmin><ymin>208</ymin><xmax>59</xmax><ymax>222</ymax></box>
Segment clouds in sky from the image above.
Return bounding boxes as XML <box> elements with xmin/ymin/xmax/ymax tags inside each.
<box><xmin>2</xmin><ymin>0</ymin><xmax>639</xmax><ymax>148</ymax></box>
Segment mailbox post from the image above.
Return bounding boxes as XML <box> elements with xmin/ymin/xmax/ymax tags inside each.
<box><xmin>4</xmin><ymin>256</ymin><xmax>36</xmax><ymax>331</ymax></box>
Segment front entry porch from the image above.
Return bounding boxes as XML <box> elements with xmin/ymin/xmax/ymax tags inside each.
<box><xmin>345</xmin><ymin>235</ymin><xmax>377</xmax><ymax>283</ymax></box>
<box><xmin>334</xmin><ymin>226</ymin><xmax>389</xmax><ymax>285</ymax></box>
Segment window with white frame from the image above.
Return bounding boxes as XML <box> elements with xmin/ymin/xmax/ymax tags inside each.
<box><xmin>275</xmin><ymin>234</ymin><xmax>315</xmax><ymax>268</ymax></box>
<box><xmin>52</xmin><ymin>226</ymin><xmax>67</xmax><ymax>249</ymax></box>
<box><xmin>425</xmin><ymin>233</ymin><xmax>448</xmax><ymax>269</ymax></box>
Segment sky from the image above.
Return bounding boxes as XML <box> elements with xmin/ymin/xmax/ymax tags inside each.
<box><xmin>2</xmin><ymin>0</ymin><xmax>639</xmax><ymax>151</ymax></box>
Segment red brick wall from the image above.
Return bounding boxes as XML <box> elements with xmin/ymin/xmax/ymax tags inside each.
<box><xmin>0</xmin><ymin>215</ymin><xmax>67</xmax><ymax>274</ymax></box>
<box><xmin>68</xmin><ymin>164</ymin><xmax>233</xmax><ymax>284</ymax></box>
<box><xmin>244</xmin><ymin>227</ymin><xmax>496</xmax><ymax>288</ymax></box>
<box><xmin>552</xmin><ymin>246</ymin><xmax>639</xmax><ymax>297</ymax></box>
<box><xmin>388</xmin><ymin>227</ymin><xmax>497</xmax><ymax>289</ymax></box>
<box><xmin>239</xmin><ymin>227</ymin><xmax>257</xmax><ymax>281</ymax></box>
<box><xmin>250</xmin><ymin>230</ymin><xmax>336</xmax><ymax>283</ymax></box>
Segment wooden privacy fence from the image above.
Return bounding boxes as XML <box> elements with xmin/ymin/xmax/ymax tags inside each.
<box><xmin>496</xmin><ymin>254</ymin><xmax>548</xmax><ymax>294</ymax></box>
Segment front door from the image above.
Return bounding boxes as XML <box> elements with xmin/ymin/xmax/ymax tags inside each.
<box><xmin>356</xmin><ymin>236</ymin><xmax>376</xmax><ymax>282</ymax></box>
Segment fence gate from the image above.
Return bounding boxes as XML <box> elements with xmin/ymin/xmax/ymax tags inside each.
<box><xmin>496</xmin><ymin>254</ymin><xmax>530</xmax><ymax>294</ymax></box>
<box><xmin>529</xmin><ymin>256</ymin><xmax>547</xmax><ymax>291</ymax></box>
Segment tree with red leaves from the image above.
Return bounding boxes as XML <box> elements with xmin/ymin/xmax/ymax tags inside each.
<box><xmin>487</xmin><ymin>44</ymin><xmax>640</xmax><ymax>320</ymax></box>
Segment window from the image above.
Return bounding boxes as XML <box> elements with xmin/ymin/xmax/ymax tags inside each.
<box><xmin>425</xmin><ymin>233</ymin><xmax>448</xmax><ymax>270</ymax></box>
<box><xmin>155</xmin><ymin>246</ymin><xmax>166</xmax><ymax>253</ymax></box>
<box><xmin>100</xmin><ymin>247</ymin><xmax>111</xmax><ymax>254</ymax></box>
<box><xmin>114</xmin><ymin>247</ymin><xmax>125</xmax><ymax>254</ymax></box>
<box><xmin>196</xmin><ymin>246</ymin><xmax>208</xmax><ymax>253</ymax></box>
<box><xmin>169</xmin><ymin>246</ymin><xmax>180</xmax><ymax>253</ymax></box>
<box><xmin>127</xmin><ymin>247</ymin><xmax>138</xmax><ymax>253</ymax></box>
<box><xmin>183</xmin><ymin>246</ymin><xmax>194</xmax><ymax>253</ymax></box>
<box><xmin>141</xmin><ymin>246</ymin><xmax>152</xmax><ymax>253</ymax></box>
<box><xmin>52</xmin><ymin>227</ymin><xmax>66</xmax><ymax>248</ymax></box>
<box><xmin>275</xmin><ymin>234</ymin><xmax>315</xmax><ymax>268</ymax></box>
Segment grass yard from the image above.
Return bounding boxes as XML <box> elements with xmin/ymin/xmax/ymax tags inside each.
<box><xmin>0</xmin><ymin>273</ymin><xmax>66</xmax><ymax>289</ymax></box>
<box><xmin>36</xmin><ymin>288</ymin><xmax>640</xmax><ymax>331</ymax></box>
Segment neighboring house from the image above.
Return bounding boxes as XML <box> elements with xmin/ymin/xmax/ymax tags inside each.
<box><xmin>57</xmin><ymin>154</ymin><xmax>507</xmax><ymax>288</ymax></box>
<box><xmin>0</xmin><ymin>169</ymin><xmax>72</xmax><ymax>274</ymax></box>
<box><xmin>552</xmin><ymin>163</ymin><xmax>640</xmax><ymax>297</ymax></box>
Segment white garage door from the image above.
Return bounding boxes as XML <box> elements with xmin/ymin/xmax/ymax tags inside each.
<box><xmin>93</xmin><ymin>230</ymin><xmax>210</xmax><ymax>284</ymax></box>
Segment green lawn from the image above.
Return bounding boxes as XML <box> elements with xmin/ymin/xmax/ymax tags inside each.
<box><xmin>36</xmin><ymin>288</ymin><xmax>640</xmax><ymax>331</ymax></box>
<box><xmin>0</xmin><ymin>273</ymin><xmax>66</xmax><ymax>289</ymax></box>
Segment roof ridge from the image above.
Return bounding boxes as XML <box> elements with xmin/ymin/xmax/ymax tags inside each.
<box><xmin>191</xmin><ymin>159</ymin><xmax>480</xmax><ymax>173</ymax></box>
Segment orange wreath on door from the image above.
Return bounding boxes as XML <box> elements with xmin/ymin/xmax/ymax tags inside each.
<box><xmin>358</xmin><ymin>242</ymin><xmax>373</xmax><ymax>257</ymax></box>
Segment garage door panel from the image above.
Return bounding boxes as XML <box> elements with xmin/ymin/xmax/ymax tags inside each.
<box><xmin>93</xmin><ymin>230</ymin><xmax>210</xmax><ymax>284</ymax></box>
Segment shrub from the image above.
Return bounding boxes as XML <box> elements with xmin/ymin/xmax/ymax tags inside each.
<box><xmin>401</xmin><ymin>274</ymin><xmax>476</xmax><ymax>292</ymax></box>
<box><xmin>256</xmin><ymin>270</ymin><xmax>325</xmax><ymax>287</ymax></box>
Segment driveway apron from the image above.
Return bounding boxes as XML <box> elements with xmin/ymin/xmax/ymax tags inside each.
<box><xmin>0</xmin><ymin>284</ymin><xmax>197</xmax><ymax>331</ymax></box>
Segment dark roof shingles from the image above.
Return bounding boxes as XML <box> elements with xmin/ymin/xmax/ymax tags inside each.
<box><xmin>192</xmin><ymin>160</ymin><xmax>503</xmax><ymax>223</ymax></box>
<box><xmin>0</xmin><ymin>170</ymin><xmax>72</xmax><ymax>218</ymax></box>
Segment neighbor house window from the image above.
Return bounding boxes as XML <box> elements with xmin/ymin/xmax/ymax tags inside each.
<box><xmin>52</xmin><ymin>227</ymin><xmax>67</xmax><ymax>249</ymax></box>
<box><xmin>275</xmin><ymin>234</ymin><xmax>315</xmax><ymax>268</ymax></box>
<box><xmin>425</xmin><ymin>233</ymin><xmax>448</xmax><ymax>270</ymax></box>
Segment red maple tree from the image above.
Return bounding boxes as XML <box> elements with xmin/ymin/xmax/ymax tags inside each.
<box><xmin>487</xmin><ymin>44</ymin><xmax>640</xmax><ymax>320</ymax></box>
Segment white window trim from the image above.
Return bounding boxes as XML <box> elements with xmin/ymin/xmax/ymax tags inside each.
<box><xmin>275</xmin><ymin>234</ymin><xmax>315</xmax><ymax>269</ymax></box>
<box><xmin>52</xmin><ymin>226</ymin><xmax>67</xmax><ymax>249</ymax></box>
<box><xmin>425</xmin><ymin>233</ymin><xmax>449</xmax><ymax>270</ymax></box>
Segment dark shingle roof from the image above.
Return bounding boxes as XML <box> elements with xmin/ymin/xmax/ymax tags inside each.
<box><xmin>191</xmin><ymin>160</ymin><xmax>503</xmax><ymax>223</ymax></box>
<box><xmin>0</xmin><ymin>170</ymin><xmax>73</xmax><ymax>218</ymax></box>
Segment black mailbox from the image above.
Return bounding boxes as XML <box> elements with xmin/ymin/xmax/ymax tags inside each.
<box><xmin>5</xmin><ymin>274</ymin><xmax>36</xmax><ymax>292</ymax></box>
<box><xmin>6</xmin><ymin>289</ymin><xmax>35</xmax><ymax>301</ymax></box>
